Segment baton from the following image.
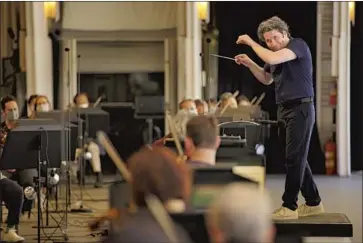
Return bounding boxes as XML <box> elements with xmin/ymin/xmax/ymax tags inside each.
<box><xmin>210</xmin><ymin>54</ymin><xmax>235</xmax><ymax>61</ymax></box>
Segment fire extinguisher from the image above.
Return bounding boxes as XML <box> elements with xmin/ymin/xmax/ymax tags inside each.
<box><xmin>329</xmin><ymin>84</ymin><xmax>337</xmax><ymax>106</ymax></box>
<box><xmin>325</xmin><ymin>139</ymin><xmax>336</xmax><ymax>175</ymax></box>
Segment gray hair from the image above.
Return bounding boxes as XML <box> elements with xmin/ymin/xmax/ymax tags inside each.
<box><xmin>257</xmin><ymin>16</ymin><xmax>291</xmax><ymax>43</ymax></box>
<box><xmin>220</xmin><ymin>92</ymin><xmax>233</xmax><ymax>101</ymax></box>
<box><xmin>207</xmin><ymin>183</ymin><xmax>273</xmax><ymax>243</ymax></box>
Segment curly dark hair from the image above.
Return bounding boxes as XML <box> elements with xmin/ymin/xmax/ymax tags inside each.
<box><xmin>257</xmin><ymin>16</ymin><xmax>291</xmax><ymax>43</ymax></box>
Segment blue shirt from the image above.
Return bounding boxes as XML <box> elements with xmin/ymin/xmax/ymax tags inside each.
<box><xmin>264</xmin><ymin>38</ymin><xmax>314</xmax><ymax>104</ymax></box>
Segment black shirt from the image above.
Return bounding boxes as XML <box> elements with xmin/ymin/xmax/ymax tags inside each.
<box><xmin>264</xmin><ymin>38</ymin><xmax>314</xmax><ymax>104</ymax></box>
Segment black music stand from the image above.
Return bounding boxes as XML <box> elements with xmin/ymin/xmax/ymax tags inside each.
<box><xmin>134</xmin><ymin>95</ymin><xmax>164</xmax><ymax>144</ymax></box>
<box><xmin>0</xmin><ymin>121</ymin><xmax>66</xmax><ymax>243</ymax></box>
<box><xmin>70</xmin><ymin>108</ymin><xmax>109</xmax><ymax>139</ymax></box>
<box><xmin>68</xmin><ymin>108</ymin><xmax>109</xmax><ymax>213</ymax></box>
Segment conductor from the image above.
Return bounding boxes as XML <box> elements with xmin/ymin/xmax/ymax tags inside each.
<box><xmin>234</xmin><ymin>16</ymin><xmax>324</xmax><ymax>220</ymax></box>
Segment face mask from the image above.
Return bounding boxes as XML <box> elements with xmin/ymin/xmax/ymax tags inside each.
<box><xmin>79</xmin><ymin>103</ymin><xmax>89</xmax><ymax>108</ymax></box>
<box><xmin>37</xmin><ymin>104</ymin><xmax>50</xmax><ymax>112</ymax></box>
<box><xmin>209</xmin><ymin>107</ymin><xmax>217</xmax><ymax>114</ymax></box>
<box><xmin>6</xmin><ymin>109</ymin><xmax>19</xmax><ymax>121</ymax></box>
<box><xmin>186</xmin><ymin>108</ymin><xmax>198</xmax><ymax>116</ymax></box>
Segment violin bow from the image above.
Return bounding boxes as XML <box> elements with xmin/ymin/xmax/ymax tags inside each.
<box><xmin>219</xmin><ymin>90</ymin><xmax>240</xmax><ymax>116</ymax></box>
<box><xmin>96</xmin><ymin>131</ymin><xmax>180</xmax><ymax>243</ymax></box>
<box><xmin>164</xmin><ymin>103</ymin><xmax>185</xmax><ymax>160</ymax></box>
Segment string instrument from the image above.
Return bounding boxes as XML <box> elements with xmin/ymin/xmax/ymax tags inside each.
<box><xmin>89</xmin><ymin>107</ymin><xmax>186</xmax><ymax>233</ymax></box>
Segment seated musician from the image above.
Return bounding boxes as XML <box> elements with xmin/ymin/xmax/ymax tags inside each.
<box><xmin>220</xmin><ymin>92</ymin><xmax>238</xmax><ymax>109</ymax></box>
<box><xmin>73</xmin><ymin>92</ymin><xmax>103</xmax><ymax>188</ymax></box>
<box><xmin>0</xmin><ymin>97</ymin><xmax>25</xmax><ymax>242</ymax></box>
<box><xmin>207</xmin><ymin>183</ymin><xmax>275</xmax><ymax>243</ymax></box>
<box><xmin>185</xmin><ymin>115</ymin><xmax>220</xmax><ymax>167</ymax></box>
<box><xmin>237</xmin><ymin>95</ymin><xmax>251</xmax><ymax>107</ymax></box>
<box><xmin>30</xmin><ymin>95</ymin><xmax>55</xmax><ymax>207</ymax></box>
<box><xmin>0</xmin><ymin>173</ymin><xmax>25</xmax><ymax>242</ymax></box>
<box><xmin>195</xmin><ymin>99</ymin><xmax>209</xmax><ymax>115</ymax></box>
<box><xmin>20</xmin><ymin>94</ymin><xmax>38</xmax><ymax>118</ymax></box>
<box><xmin>104</xmin><ymin>146</ymin><xmax>193</xmax><ymax>243</ymax></box>
<box><xmin>1</xmin><ymin>96</ymin><xmax>37</xmax><ymax>215</ymax></box>
<box><xmin>208</xmin><ymin>98</ymin><xmax>218</xmax><ymax>114</ymax></box>
<box><xmin>154</xmin><ymin>99</ymin><xmax>197</xmax><ymax>145</ymax></box>
<box><xmin>32</xmin><ymin>95</ymin><xmax>52</xmax><ymax>115</ymax></box>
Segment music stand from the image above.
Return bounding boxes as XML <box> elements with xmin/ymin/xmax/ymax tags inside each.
<box><xmin>134</xmin><ymin>95</ymin><xmax>164</xmax><ymax>144</ymax></box>
<box><xmin>0</xmin><ymin>121</ymin><xmax>65</xmax><ymax>243</ymax></box>
<box><xmin>68</xmin><ymin>108</ymin><xmax>109</xmax><ymax>213</ymax></box>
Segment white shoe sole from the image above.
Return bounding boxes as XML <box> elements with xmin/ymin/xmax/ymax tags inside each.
<box><xmin>272</xmin><ymin>214</ymin><xmax>298</xmax><ymax>220</ymax></box>
<box><xmin>298</xmin><ymin>210</ymin><xmax>324</xmax><ymax>217</ymax></box>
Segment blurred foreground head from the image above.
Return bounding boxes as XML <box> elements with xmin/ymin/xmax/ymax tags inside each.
<box><xmin>128</xmin><ymin>146</ymin><xmax>191</xmax><ymax>212</ymax></box>
<box><xmin>207</xmin><ymin>183</ymin><xmax>275</xmax><ymax>243</ymax></box>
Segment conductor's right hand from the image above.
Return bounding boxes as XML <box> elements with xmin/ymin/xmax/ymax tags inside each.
<box><xmin>235</xmin><ymin>54</ymin><xmax>253</xmax><ymax>67</ymax></box>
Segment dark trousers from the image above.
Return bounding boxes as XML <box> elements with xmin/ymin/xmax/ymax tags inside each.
<box><xmin>10</xmin><ymin>169</ymin><xmax>37</xmax><ymax>213</ymax></box>
<box><xmin>278</xmin><ymin>102</ymin><xmax>321</xmax><ymax>211</ymax></box>
<box><xmin>0</xmin><ymin>178</ymin><xmax>23</xmax><ymax>226</ymax></box>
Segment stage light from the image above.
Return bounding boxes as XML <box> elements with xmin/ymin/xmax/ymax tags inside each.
<box><xmin>44</xmin><ymin>2</ymin><xmax>57</xmax><ymax>19</ymax></box>
<box><xmin>349</xmin><ymin>2</ymin><xmax>355</xmax><ymax>26</ymax></box>
<box><xmin>196</xmin><ymin>2</ymin><xmax>209</xmax><ymax>23</ymax></box>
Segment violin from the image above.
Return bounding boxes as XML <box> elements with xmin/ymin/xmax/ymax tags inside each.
<box><xmin>89</xmin><ymin>109</ymin><xmax>186</xmax><ymax>232</ymax></box>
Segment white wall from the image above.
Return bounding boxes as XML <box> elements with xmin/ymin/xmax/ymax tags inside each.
<box><xmin>62</xmin><ymin>2</ymin><xmax>178</xmax><ymax>31</ymax></box>
<box><xmin>77</xmin><ymin>42</ymin><xmax>165</xmax><ymax>73</ymax></box>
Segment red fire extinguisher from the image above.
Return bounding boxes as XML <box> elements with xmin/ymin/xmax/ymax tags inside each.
<box><xmin>325</xmin><ymin>139</ymin><xmax>336</xmax><ymax>175</ymax></box>
<box><xmin>329</xmin><ymin>84</ymin><xmax>337</xmax><ymax>106</ymax></box>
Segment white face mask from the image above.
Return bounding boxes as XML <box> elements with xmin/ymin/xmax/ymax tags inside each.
<box><xmin>6</xmin><ymin>109</ymin><xmax>19</xmax><ymax>121</ymax></box>
<box><xmin>209</xmin><ymin>107</ymin><xmax>217</xmax><ymax>114</ymax></box>
<box><xmin>79</xmin><ymin>103</ymin><xmax>89</xmax><ymax>108</ymax></box>
<box><xmin>37</xmin><ymin>104</ymin><xmax>50</xmax><ymax>112</ymax></box>
<box><xmin>185</xmin><ymin>107</ymin><xmax>198</xmax><ymax>116</ymax></box>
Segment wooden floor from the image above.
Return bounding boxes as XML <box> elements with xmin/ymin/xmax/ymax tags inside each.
<box><xmin>1</xmin><ymin>184</ymin><xmax>109</xmax><ymax>243</ymax></box>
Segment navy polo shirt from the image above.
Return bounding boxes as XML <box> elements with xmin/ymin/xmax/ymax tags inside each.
<box><xmin>264</xmin><ymin>38</ymin><xmax>314</xmax><ymax>104</ymax></box>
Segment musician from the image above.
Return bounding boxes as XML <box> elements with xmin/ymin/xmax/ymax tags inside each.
<box><xmin>0</xmin><ymin>96</ymin><xmax>25</xmax><ymax>242</ymax></box>
<box><xmin>104</xmin><ymin>146</ymin><xmax>193</xmax><ymax>243</ymax></box>
<box><xmin>195</xmin><ymin>99</ymin><xmax>209</xmax><ymax>115</ymax></box>
<box><xmin>30</xmin><ymin>95</ymin><xmax>52</xmax><ymax>119</ymax></box>
<box><xmin>73</xmin><ymin>92</ymin><xmax>90</xmax><ymax>108</ymax></box>
<box><xmin>154</xmin><ymin>99</ymin><xmax>198</xmax><ymax>145</ymax></box>
<box><xmin>208</xmin><ymin>98</ymin><xmax>218</xmax><ymax>114</ymax></box>
<box><xmin>30</xmin><ymin>95</ymin><xmax>55</xmax><ymax>207</ymax></box>
<box><xmin>207</xmin><ymin>183</ymin><xmax>275</xmax><ymax>243</ymax></box>
<box><xmin>220</xmin><ymin>92</ymin><xmax>238</xmax><ymax>109</ymax></box>
<box><xmin>73</xmin><ymin>92</ymin><xmax>103</xmax><ymax>188</ymax></box>
<box><xmin>238</xmin><ymin>95</ymin><xmax>251</xmax><ymax>107</ymax></box>
<box><xmin>185</xmin><ymin>115</ymin><xmax>220</xmax><ymax>167</ymax></box>
<box><xmin>0</xmin><ymin>96</ymin><xmax>37</xmax><ymax>215</ymax></box>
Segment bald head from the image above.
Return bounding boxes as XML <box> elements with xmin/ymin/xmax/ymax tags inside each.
<box><xmin>207</xmin><ymin>183</ymin><xmax>275</xmax><ymax>243</ymax></box>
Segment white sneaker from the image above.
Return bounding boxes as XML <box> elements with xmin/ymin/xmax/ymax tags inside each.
<box><xmin>298</xmin><ymin>202</ymin><xmax>324</xmax><ymax>217</ymax></box>
<box><xmin>2</xmin><ymin>228</ymin><xmax>25</xmax><ymax>242</ymax></box>
<box><xmin>272</xmin><ymin>206</ymin><xmax>298</xmax><ymax>220</ymax></box>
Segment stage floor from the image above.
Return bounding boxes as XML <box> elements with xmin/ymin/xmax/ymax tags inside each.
<box><xmin>1</xmin><ymin>173</ymin><xmax>361</xmax><ymax>243</ymax></box>
<box><xmin>1</xmin><ymin>184</ymin><xmax>108</xmax><ymax>243</ymax></box>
